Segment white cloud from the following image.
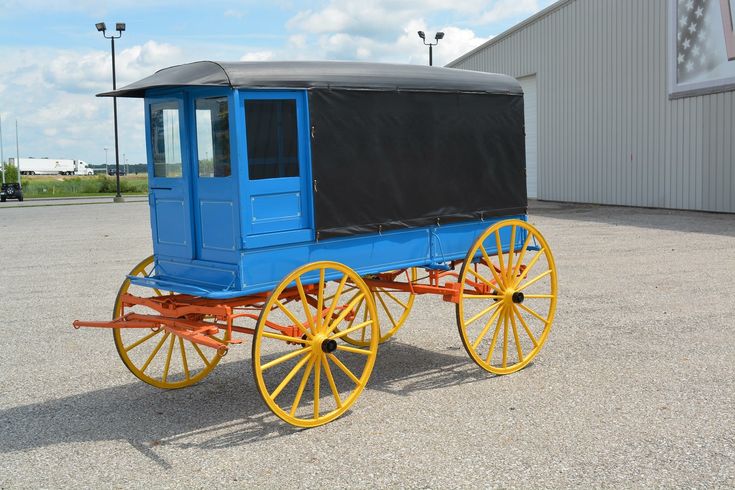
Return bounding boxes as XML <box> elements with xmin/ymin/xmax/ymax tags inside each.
<box><xmin>0</xmin><ymin>41</ymin><xmax>187</xmax><ymax>164</ymax></box>
<box><xmin>240</xmin><ymin>50</ymin><xmax>274</xmax><ymax>61</ymax></box>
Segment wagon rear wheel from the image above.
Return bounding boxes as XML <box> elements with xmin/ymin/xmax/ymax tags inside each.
<box><xmin>332</xmin><ymin>268</ymin><xmax>418</xmax><ymax>346</ymax></box>
<box><xmin>112</xmin><ymin>255</ymin><xmax>229</xmax><ymax>389</ymax></box>
<box><xmin>252</xmin><ymin>261</ymin><xmax>379</xmax><ymax>428</ymax></box>
<box><xmin>456</xmin><ymin>220</ymin><xmax>557</xmax><ymax>375</ymax></box>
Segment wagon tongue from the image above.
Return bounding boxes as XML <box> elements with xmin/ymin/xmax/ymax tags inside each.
<box><xmin>73</xmin><ymin>314</ymin><xmax>231</xmax><ymax>356</ymax></box>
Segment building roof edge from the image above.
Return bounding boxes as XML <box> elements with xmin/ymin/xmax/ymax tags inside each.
<box><xmin>446</xmin><ymin>0</ymin><xmax>576</xmax><ymax>67</ymax></box>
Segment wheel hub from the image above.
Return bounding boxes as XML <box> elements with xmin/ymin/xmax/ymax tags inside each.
<box><xmin>512</xmin><ymin>291</ymin><xmax>524</xmax><ymax>304</ymax></box>
<box><xmin>321</xmin><ymin>338</ymin><xmax>338</xmax><ymax>353</ymax></box>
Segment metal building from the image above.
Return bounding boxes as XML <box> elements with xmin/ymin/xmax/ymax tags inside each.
<box><xmin>449</xmin><ymin>0</ymin><xmax>735</xmax><ymax>212</ymax></box>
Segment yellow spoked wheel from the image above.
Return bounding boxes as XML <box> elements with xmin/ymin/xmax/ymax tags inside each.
<box><xmin>112</xmin><ymin>255</ymin><xmax>229</xmax><ymax>389</ymax></box>
<box><xmin>334</xmin><ymin>268</ymin><xmax>418</xmax><ymax>346</ymax></box>
<box><xmin>252</xmin><ymin>261</ymin><xmax>379</xmax><ymax>428</ymax></box>
<box><xmin>456</xmin><ymin>220</ymin><xmax>557</xmax><ymax>375</ymax></box>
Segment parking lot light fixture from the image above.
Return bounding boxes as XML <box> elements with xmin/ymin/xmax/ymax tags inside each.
<box><xmin>96</xmin><ymin>21</ymin><xmax>125</xmax><ymax>203</ymax></box>
<box><xmin>417</xmin><ymin>31</ymin><xmax>445</xmax><ymax>66</ymax></box>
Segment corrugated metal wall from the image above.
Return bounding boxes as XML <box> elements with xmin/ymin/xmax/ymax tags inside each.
<box><xmin>450</xmin><ymin>0</ymin><xmax>735</xmax><ymax>212</ymax></box>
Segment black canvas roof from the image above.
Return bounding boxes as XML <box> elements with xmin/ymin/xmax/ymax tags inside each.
<box><xmin>98</xmin><ymin>61</ymin><xmax>522</xmax><ymax>98</ymax></box>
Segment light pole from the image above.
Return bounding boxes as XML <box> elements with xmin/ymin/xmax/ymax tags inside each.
<box><xmin>417</xmin><ymin>31</ymin><xmax>444</xmax><ymax>66</ymax></box>
<box><xmin>0</xmin><ymin>113</ymin><xmax>5</xmax><ymax>184</ymax></box>
<box><xmin>104</xmin><ymin>147</ymin><xmax>109</xmax><ymax>166</ymax></box>
<box><xmin>96</xmin><ymin>21</ymin><xmax>126</xmax><ymax>203</ymax></box>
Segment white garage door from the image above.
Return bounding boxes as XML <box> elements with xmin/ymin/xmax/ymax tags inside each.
<box><xmin>518</xmin><ymin>75</ymin><xmax>538</xmax><ymax>199</ymax></box>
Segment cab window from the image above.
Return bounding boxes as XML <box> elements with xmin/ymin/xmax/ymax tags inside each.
<box><xmin>150</xmin><ymin>102</ymin><xmax>182</xmax><ymax>178</ymax></box>
<box><xmin>195</xmin><ymin>97</ymin><xmax>231</xmax><ymax>178</ymax></box>
<box><xmin>245</xmin><ymin>99</ymin><xmax>299</xmax><ymax>180</ymax></box>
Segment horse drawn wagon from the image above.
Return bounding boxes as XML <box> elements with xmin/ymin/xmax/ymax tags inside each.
<box><xmin>74</xmin><ymin>61</ymin><xmax>558</xmax><ymax>427</ymax></box>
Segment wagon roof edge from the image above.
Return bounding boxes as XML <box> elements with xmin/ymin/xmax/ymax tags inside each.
<box><xmin>97</xmin><ymin>60</ymin><xmax>522</xmax><ymax>98</ymax></box>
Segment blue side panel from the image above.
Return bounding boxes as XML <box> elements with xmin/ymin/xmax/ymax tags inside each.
<box><xmin>130</xmin><ymin>215</ymin><xmax>527</xmax><ymax>298</ymax></box>
<box><xmin>152</xmin><ymin>198</ymin><xmax>189</xmax><ymax>247</ymax></box>
<box><xmin>199</xmin><ymin>200</ymin><xmax>237</xmax><ymax>252</ymax></box>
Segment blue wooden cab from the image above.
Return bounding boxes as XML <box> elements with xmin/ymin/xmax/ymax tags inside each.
<box><xmin>104</xmin><ymin>61</ymin><xmax>529</xmax><ymax>298</ymax></box>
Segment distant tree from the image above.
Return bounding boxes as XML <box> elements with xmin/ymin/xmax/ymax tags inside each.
<box><xmin>2</xmin><ymin>163</ymin><xmax>18</xmax><ymax>183</ymax></box>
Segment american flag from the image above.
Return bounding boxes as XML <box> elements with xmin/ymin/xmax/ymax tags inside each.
<box><xmin>676</xmin><ymin>0</ymin><xmax>720</xmax><ymax>82</ymax></box>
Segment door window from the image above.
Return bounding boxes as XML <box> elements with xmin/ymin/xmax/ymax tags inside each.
<box><xmin>150</xmin><ymin>102</ymin><xmax>182</xmax><ymax>178</ymax></box>
<box><xmin>245</xmin><ymin>99</ymin><xmax>299</xmax><ymax>180</ymax></box>
<box><xmin>195</xmin><ymin>97</ymin><xmax>231</xmax><ymax>178</ymax></box>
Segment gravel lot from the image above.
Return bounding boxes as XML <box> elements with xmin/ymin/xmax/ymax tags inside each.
<box><xmin>0</xmin><ymin>200</ymin><xmax>733</xmax><ymax>488</ymax></box>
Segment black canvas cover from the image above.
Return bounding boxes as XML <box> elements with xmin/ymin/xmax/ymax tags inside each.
<box><xmin>309</xmin><ymin>89</ymin><xmax>527</xmax><ymax>237</ymax></box>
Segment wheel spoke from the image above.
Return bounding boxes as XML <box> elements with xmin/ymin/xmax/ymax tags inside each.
<box><xmin>179</xmin><ymin>336</ymin><xmax>190</xmax><ymax>380</ymax></box>
<box><xmin>464</xmin><ymin>300</ymin><xmax>503</xmax><ymax>327</ymax></box>
<box><xmin>191</xmin><ymin>342</ymin><xmax>212</xmax><ymax>368</ymax></box>
<box><xmin>513</xmin><ymin>248</ymin><xmax>545</xmax><ymax>287</ymax></box>
<box><xmin>480</xmin><ymin>245</ymin><xmax>506</xmax><ymax>291</ymax></box>
<box><xmin>124</xmin><ymin>328</ymin><xmax>163</xmax><ymax>352</ymax></box>
<box><xmin>342</xmin><ymin>295</ymin><xmax>365</xmax><ymax>331</ymax></box>
<box><xmin>466</xmin><ymin>266</ymin><xmax>497</xmax><ymax>290</ymax></box>
<box><xmin>295</xmin><ymin>277</ymin><xmax>316</xmax><ymax>334</ymax></box>
<box><xmin>290</xmin><ymin>355</ymin><xmax>315</xmax><ymax>416</ymax></box>
<box><xmin>140</xmin><ymin>331</ymin><xmax>171</xmax><ymax>373</ymax></box>
<box><xmin>330</xmin><ymin>320</ymin><xmax>374</xmax><ymax>340</ymax></box>
<box><xmin>324</xmin><ymin>293</ymin><xmax>365</xmax><ymax>336</ymax></box>
<box><xmin>513</xmin><ymin>306</ymin><xmax>538</xmax><ymax>348</ymax></box>
<box><xmin>494</xmin><ymin>231</ymin><xmax>507</xmax><ymax>279</ymax></box>
<box><xmin>323</xmin><ymin>274</ymin><xmax>348</xmax><ymax>332</ymax></box>
<box><xmin>262</xmin><ymin>331</ymin><xmax>309</xmax><ymax>344</ymax></box>
<box><xmin>313</xmin><ymin>355</ymin><xmax>321</xmax><ymax>418</ymax></box>
<box><xmin>375</xmin><ymin>292</ymin><xmax>398</xmax><ymax>329</ymax></box>
<box><xmin>275</xmin><ymin>301</ymin><xmax>311</xmax><ymax>339</ymax></box>
<box><xmin>507</xmin><ymin>225</ymin><xmax>516</xmax><ymax>282</ymax></box>
<box><xmin>161</xmin><ymin>333</ymin><xmax>176</xmax><ymax>382</ymax></box>
<box><xmin>511</xmin><ymin>232</ymin><xmax>533</xmax><ymax>280</ymax></box>
<box><xmin>322</xmin><ymin>355</ymin><xmax>343</xmax><ymax>408</ymax></box>
<box><xmin>270</xmin><ymin>353</ymin><xmax>312</xmax><ymax>400</ymax></box>
<box><xmin>327</xmin><ymin>353</ymin><xmax>361</xmax><ymax>385</ymax></box>
<box><xmin>316</xmin><ymin>268</ymin><xmax>326</xmax><ymax>329</ymax></box>
<box><xmin>485</xmin><ymin>305</ymin><xmax>505</xmax><ymax>364</ymax></box>
<box><xmin>336</xmin><ymin>344</ymin><xmax>373</xmax><ymax>356</ymax></box>
<box><xmin>261</xmin><ymin>346</ymin><xmax>311</xmax><ymax>371</ymax></box>
<box><xmin>523</xmin><ymin>294</ymin><xmax>554</xmax><ymax>299</ymax></box>
<box><xmin>517</xmin><ymin>302</ymin><xmax>550</xmax><ymax>324</ymax></box>
<box><xmin>509</xmin><ymin>310</ymin><xmax>524</xmax><ymax>363</ymax></box>
<box><xmin>472</xmin><ymin>304</ymin><xmax>504</xmax><ymax>349</ymax></box>
<box><xmin>463</xmin><ymin>294</ymin><xmax>503</xmax><ymax>300</ymax></box>
<box><xmin>516</xmin><ymin>269</ymin><xmax>553</xmax><ymax>292</ymax></box>
<box><xmin>381</xmin><ymin>289</ymin><xmax>409</xmax><ymax>310</ymax></box>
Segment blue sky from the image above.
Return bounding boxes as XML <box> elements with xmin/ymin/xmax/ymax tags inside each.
<box><xmin>0</xmin><ymin>0</ymin><xmax>556</xmax><ymax>165</ymax></box>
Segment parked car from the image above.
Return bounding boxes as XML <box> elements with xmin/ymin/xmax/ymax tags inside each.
<box><xmin>107</xmin><ymin>167</ymin><xmax>127</xmax><ymax>176</ymax></box>
<box><xmin>1</xmin><ymin>183</ymin><xmax>23</xmax><ymax>202</ymax></box>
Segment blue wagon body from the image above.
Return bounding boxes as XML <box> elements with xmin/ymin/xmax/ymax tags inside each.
<box><xmin>116</xmin><ymin>62</ymin><xmax>529</xmax><ymax>298</ymax></box>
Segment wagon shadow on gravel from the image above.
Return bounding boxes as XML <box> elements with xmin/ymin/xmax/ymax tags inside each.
<box><xmin>0</xmin><ymin>341</ymin><xmax>505</xmax><ymax>457</ymax></box>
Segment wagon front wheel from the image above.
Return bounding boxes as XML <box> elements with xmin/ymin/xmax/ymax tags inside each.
<box><xmin>456</xmin><ymin>220</ymin><xmax>557</xmax><ymax>375</ymax></box>
<box><xmin>112</xmin><ymin>255</ymin><xmax>229</xmax><ymax>389</ymax></box>
<box><xmin>253</xmin><ymin>261</ymin><xmax>379</xmax><ymax>428</ymax></box>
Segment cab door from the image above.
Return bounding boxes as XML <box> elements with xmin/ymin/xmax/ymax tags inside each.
<box><xmin>190</xmin><ymin>92</ymin><xmax>239</xmax><ymax>263</ymax></box>
<box><xmin>240</xmin><ymin>91</ymin><xmax>313</xmax><ymax>248</ymax></box>
<box><xmin>147</xmin><ymin>97</ymin><xmax>195</xmax><ymax>260</ymax></box>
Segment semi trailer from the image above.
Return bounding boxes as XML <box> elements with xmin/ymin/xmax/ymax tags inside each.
<box><xmin>9</xmin><ymin>157</ymin><xmax>95</xmax><ymax>176</ymax></box>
